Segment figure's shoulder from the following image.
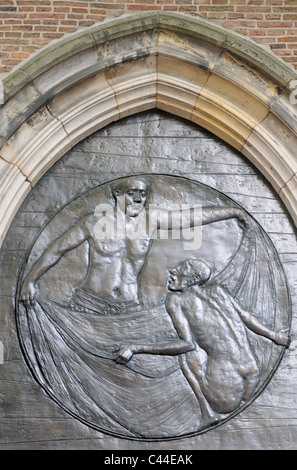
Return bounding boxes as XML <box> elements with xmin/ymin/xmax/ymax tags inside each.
<box><xmin>165</xmin><ymin>292</ymin><xmax>183</xmax><ymax>311</ymax></box>
<box><xmin>202</xmin><ymin>284</ymin><xmax>234</xmax><ymax>309</ymax></box>
<box><xmin>195</xmin><ymin>283</ymin><xmax>226</xmax><ymax>301</ymax></box>
<box><xmin>201</xmin><ymin>283</ymin><xmax>224</xmax><ymax>294</ymax></box>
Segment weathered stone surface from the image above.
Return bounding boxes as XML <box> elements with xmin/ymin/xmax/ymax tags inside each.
<box><xmin>243</xmin><ymin>111</ymin><xmax>297</xmax><ymax>226</ymax></box>
<box><xmin>1</xmin><ymin>106</ymin><xmax>72</xmax><ymax>185</ymax></box>
<box><xmin>47</xmin><ymin>71</ymin><xmax>120</xmax><ymax>145</ymax></box>
<box><xmin>0</xmin><ymin>159</ymin><xmax>31</xmax><ymax>248</ymax></box>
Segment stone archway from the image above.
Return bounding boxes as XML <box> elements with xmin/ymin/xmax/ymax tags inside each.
<box><xmin>0</xmin><ymin>10</ymin><xmax>297</xmax><ymax>245</ymax></box>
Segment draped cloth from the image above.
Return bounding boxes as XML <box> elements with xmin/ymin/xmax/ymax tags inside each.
<box><xmin>18</xmin><ymin>293</ymin><xmax>201</xmax><ymax>439</ymax></box>
<box><xmin>16</xmin><ymin>217</ymin><xmax>291</xmax><ymax>439</ymax></box>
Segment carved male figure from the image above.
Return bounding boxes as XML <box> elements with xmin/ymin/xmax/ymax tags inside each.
<box><xmin>21</xmin><ymin>177</ymin><xmax>248</xmax><ymax>313</ymax></box>
<box><xmin>116</xmin><ymin>258</ymin><xmax>290</xmax><ymax>425</ymax></box>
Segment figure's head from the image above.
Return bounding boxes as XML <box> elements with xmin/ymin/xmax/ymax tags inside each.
<box><xmin>168</xmin><ymin>259</ymin><xmax>211</xmax><ymax>292</ymax></box>
<box><xmin>112</xmin><ymin>177</ymin><xmax>148</xmax><ymax>217</ymax></box>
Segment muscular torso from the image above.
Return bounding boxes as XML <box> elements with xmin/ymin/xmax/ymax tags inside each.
<box><xmin>81</xmin><ymin>215</ymin><xmax>151</xmax><ymax>302</ymax></box>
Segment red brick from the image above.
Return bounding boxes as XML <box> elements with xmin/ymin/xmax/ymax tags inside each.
<box><xmin>200</xmin><ymin>5</ymin><xmax>234</xmax><ymax>11</ymax></box>
<box><xmin>78</xmin><ymin>20</ymin><xmax>96</xmax><ymax>26</ymax></box>
<box><xmin>274</xmin><ymin>6</ymin><xmax>297</xmax><ymax>12</ymax></box>
<box><xmin>270</xmin><ymin>43</ymin><xmax>286</xmax><ymax>49</ymax></box>
<box><xmin>90</xmin><ymin>9</ymin><xmax>107</xmax><ymax>14</ymax></box>
<box><xmin>42</xmin><ymin>19</ymin><xmax>59</xmax><ymax>25</ymax></box>
<box><xmin>4</xmin><ymin>32</ymin><xmax>22</xmax><ymax>38</ymax></box>
<box><xmin>54</xmin><ymin>7</ymin><xmax>71</xmax><ymax>13</ymax></box>
<box><xmin>54</xmin><ymin>1</ymin><xmax>88</xmax><ymax>5</ymax></box>
<box><xmin>86</xmin><ymin>14</ymin><xmax>106</xmax><ymax>20</ymax></box>
<box><xmin>58</xmin><ymin>26</ymin><xmax>77</xmax><ymax>33</ymax></box>
<box><xmin>206</xmin><ymin>12</ymin><xmax>227</xmax><ymax>19</ymax></box>
<box><xmin>246</xmin><ymin>13</ymin><xmax>264</xmax><ymax>19</ymax></box>
<box><xmin>12</xmin><ymin>25</ymin><xmax>33</xmax><ymax>31</ymax></box>
<box><xmin>61</xmin><ymin>20</ymin><xmax>77</xmax><ymax>25</ymax></box>
<box><xmin>36</xmin><ymin>7</ymin><xmax>52</xmax><ymax>12</ymax></box>
<box><xmin>68</xmin><ymin>14</ymin><xmax>84</xmax><ymax>19</ymax></box>
<box><xmin>2</xmin><ymin>59</ymin><xmax>21</xmax><ymax>65</ymax></box>
<box><xmin>284</xmin><ymin>14</ymin><xmax>297</xmax><ymax>20</ymax></box>
<box><xmin>22</xmin><ymin>33</ymin><xmax>39</xmax><ymax>38</ymax></box>
<box><xmin>0</xmin><ymin>12</ymin><xmax>26</xmax><ymax>18</ymax></box>
<box><xmin>3</xmin><ymin>19</ymin><xmax>23</xmax><ymax>24</ymax></box>
<box><xmin>23</xmin><ymin>20</ymin><xmax>42</xmax><ymax>25</ymax></box>
<box><xmin>17</xmin><ymin>0</ymin><xmax>51</xmax><ymax>4</ymax></box>
<box><xmin>42</xmin><ymin>32</ymin><xmax>64</xmax><ymax>39</ymax></box>
<box><xmin>28</xmin><ymin>13</ymin><xmax>65</xmax><ymax>19</ymax></box>
<box><xmin>11</xmin><ymin>52</ymin><xmax>29</xmax><ymax>58</ymax></box>
<box><xmin>227</xmin><ymin>13</ymin><xmax>245</xmax><ymax>19</ymax></box>
<box><xmin>19</xmin><ymin>6</ymin><xmax>35</xmax><ymax>11</ymax></box>
<box><xmin>265</xmin><ymin>14</ymin><xmax>281</xmax><ymax>20</ymax></box>
<box><xmin>266</xmin><ymin>0</ymin><xmax>283</xmax><ymax>4</ymax></box>
<box><xmin>180</xmin><ymin>6</ymin><xmax>197</xmax><ymax>11</ymax></box>
<box><xmin>282</xmin><ymin>56</ymin><xmax>297</xmax><ymax>62</ymax></box>
<box><xmin>278</xmin><ymin>36</ymin><xmax>297</xmax><ymax>42</ymax></box>
<box><xmin>249</xmin><ymin>29</ymin><xmax>267</xmax><ymax>36</ymax></box>
<box><xmin>246</xmin><ymin>0</ymin><xmax>264</xmax><ymax>4</ymax></box>
<box><xmin>127</xmin><ymin>5</ymin><xmax>162</xmax><ymax>10</ymax></box>
<box><xmin>258</xmin><ymin>21</ymin><xmax>293</xmax><ymax>28</ymax></box>
<box><xmin>94</xmin><ymin>3</ymin><xmax>125</xmax><ymax>9</ymax></box>
<box><xmin>1</xmin><ymin>38</ymin><xmax>29</xmax><ymax>44</ymax></box>
<box><xmin>223</xmin><ymin>20</ymin><xmax>256</xmax><ymax>27</ymax></box>
<box><xmin>0</xmin><ymin>6</ymin><xmax>17</xmax><ymax>11</ymax></box>
<box><xmin>235</xmin><ymin>6</ymin><xmax>272</xmax><ymax>12</ymax></box>
<box><xmin>72</xmin><ymin>8</ymin><xmax>89</xmax><ymax>13</ymax></box>
<box><xmin>267</xmin><ymin>29</ymin><xmax>287</xmax><ymax>36</ymax></box>
<box><xmin>31</xmin><ymin>38</ymin><xmax>51</xmax><ymax>45</ymax></box>
<box><xmin>35</xmin><ymin>26</ymin><xmax>58</xmax><ymax>32</ymax></box>
<box><xmin>2</xmin><ymin>45</ymin><xmax>20</xmax><ymax>51</ymax></box>
<box><xmin>273</xmin><ymin>49</ymin><xmax>292</xmax><ymax>56</ymax></box>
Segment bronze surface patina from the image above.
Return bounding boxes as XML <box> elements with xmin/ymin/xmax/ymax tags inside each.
<box><xmin>16</xmin><ymin>171</ymin><xmax>291</xmax><ymax>440</ymax></box>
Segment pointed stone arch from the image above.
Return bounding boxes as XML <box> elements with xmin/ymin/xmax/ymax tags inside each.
<box><xmin>1</xmin><ymin>11</ymin><xmax>297</xmax><ymax>246</ymax></box>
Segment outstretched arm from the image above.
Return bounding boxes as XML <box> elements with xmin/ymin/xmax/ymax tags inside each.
<box><xmin>115</xmin><ymin>294</ymin><xmax>195</xmax><ymax>365</ymax></box>
<box><xmin>21</xmin><ymin>216</ymin><xmax>90</xmax><ymax>306</ymax></box>
<box><xmin>201</xmin><ymin>206</ymin><xmax>248</xmax><ymax>227</ymax></box>
<box><xmin>153</xmin><ymin>206</ymin><xmax>249</xmax><ymax>233</ymax></box>
<box><xmin>230</xmin><ymin>296</ymin><xmax>291</xmax><ymax>347</ymax></box>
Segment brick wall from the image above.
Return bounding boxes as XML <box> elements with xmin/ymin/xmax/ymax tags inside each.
<box><xmin>0</xmin><ymin>0</ymin><xmax>297</xmax><ymax>75</ymax></box>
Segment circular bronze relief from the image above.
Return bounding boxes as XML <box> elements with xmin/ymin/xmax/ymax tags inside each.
<box><xmin>16</xmin><ymin>174</ymin><xmax>291</xmax><ymax>440</ymax></box>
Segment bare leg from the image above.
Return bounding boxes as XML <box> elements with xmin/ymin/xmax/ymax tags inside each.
<box><xmin>179</xmin><ymin>355</ymin><xmax>221</xmax><ymax>428</ymax></box>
